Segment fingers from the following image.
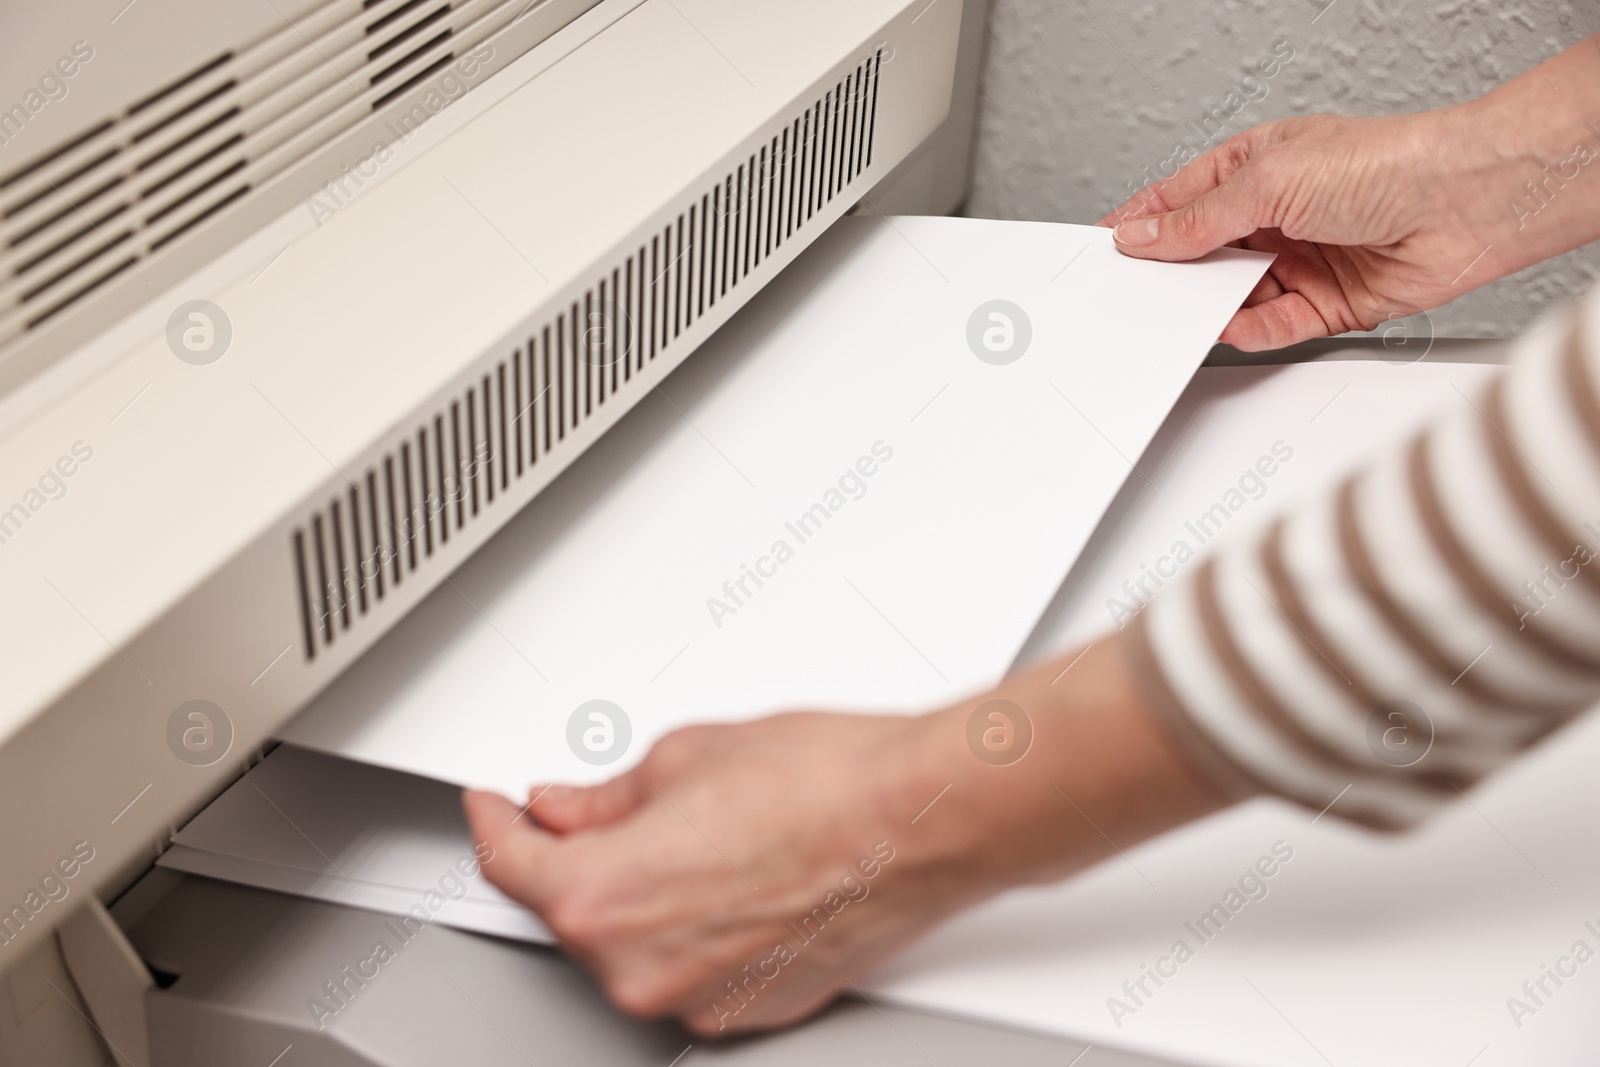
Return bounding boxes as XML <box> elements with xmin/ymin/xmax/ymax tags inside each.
<box><xmin>1097</xmin><ymin>126</ymin><xmax>1272</xmax><ymax>228</ymax></box>
<box><xmin>1219</xmin><ymin>291</ymin><xmax>1333</xmax><ymax>351</ymax></box>
<box><xmin>530</xmin><ymin>726</ymin><xmax>715</xmax><ymax>834</ymax></box>
<box><xmin>461</xmin><ymin>788</ymin><xmax>565</xmax><ymax>908</ymax></box>
<box><xmin>1113</xmin><ymin>171</ymin><xmax>1278</xmax><ymax>262</ymax></box>
<box><xmin>1095</xmin><ymin>182</ymin><xmax>1170</xmax><ymax>228</ymax></box>
<box><xmin>1241</xmin><ymin>268</ymin><xmax>1287</xmax><ymax>308</ymax></box>
<box><xmin>1096</xmin><ymin>150</ymin><xmax>1225</xmax><ymax>227</ymax></box>
<box><xmin>529</xmin><ymin>773</ymin><xmax>651</xmax><ymax>835</ymax></box>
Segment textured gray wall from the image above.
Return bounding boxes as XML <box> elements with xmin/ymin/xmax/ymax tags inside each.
<box><xmin>966</xmin><ymin>0</ymin><xmax>1600</xmax><ymax>338</ymax></box>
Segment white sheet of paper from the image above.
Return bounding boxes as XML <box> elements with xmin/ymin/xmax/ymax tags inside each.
<box><xmin>158</xmin><ymin>744</ymin><xmax>548</xmax><ymax>941</ymax></box>
<box><xmin>865</xmin><ymin>357</ymin><xmax>1600</xmax><ymax>1067</ymax></box>
<box><xmin>279</xmin><ymin>217</ymin><xmax>1270</xmax><ymax>795</ymax></box>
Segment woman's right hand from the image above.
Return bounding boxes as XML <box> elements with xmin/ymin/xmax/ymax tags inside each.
<box><xmin>1098</xmin><ymin>39</ymin><xmax>1600</xmax><ymax>351</ymax></box>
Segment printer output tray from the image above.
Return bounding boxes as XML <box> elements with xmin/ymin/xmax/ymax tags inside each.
<box><xmin>119</xmin><ymin>872</ymin><xmax>1181</xmax><ymax>1066</ymax></box>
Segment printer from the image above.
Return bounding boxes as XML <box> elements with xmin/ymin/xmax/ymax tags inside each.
<box><xmin>0</xmin><ymin>1</ymin><xmax>1181</xmax><ymax>1064</ymax></box>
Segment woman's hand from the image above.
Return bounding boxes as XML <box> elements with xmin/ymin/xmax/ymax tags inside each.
<box><xmin>465</xmin><ymin>711</ymin><xmax>970</xmax><ymax>1035</ymax></box>
<box><xmin>462</xmin><ymin>639</ymin><xmax>1234</xmax><ymax>1036</ymax></box>
<box><xmin>1101</xmin><ymin>111</ymin><xmax>1489</xmax><ymax>350</ymax></box>
<box><xmin>1101</xmin><ymin>38</ymin><xmax>1600</xmax><ymax>350</ymax></box>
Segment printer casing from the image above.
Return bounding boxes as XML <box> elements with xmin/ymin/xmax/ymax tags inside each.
<box><xmin>0</xmin><ymin>0</ymin><xmax>976</xmax><ymax>1061</ymax></box>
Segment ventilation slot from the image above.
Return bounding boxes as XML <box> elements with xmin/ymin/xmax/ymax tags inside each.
<box><xmin>0</xmin><ymin>0</ymin><xmax>566</xmax><ymax>355</ymax></box>
<box><xmin>293</xmin><ymin>48</ymin><xmax>884</xmax><ymax>659</ymax></box>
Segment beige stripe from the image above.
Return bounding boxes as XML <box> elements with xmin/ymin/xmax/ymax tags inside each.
<box><xmin>1130</xmin><ymin>587</ymin><xmax>1419</xmax><ymax>832</ymax></box>
<box><xmin>1335</xmin><ymin>476</ymin><xmax>1567</xmax><ymax>717</ymax></box>
<box><xmin>1260</xmin><ymin>518</ymin><xmax>1381</xmax><ymax>709</ymax></box>
<box><xmin>1123</xmin><ymin>609</ymin><xmax>1270</xmax><ymax>805</ymax></box>
<box><xmin>1409</xmin><ymin>433</ymin><xmax>1600</xmax><ymax>675</ymax></box>
<box><xmin>1560</xmin><ymin>299</ymin><xmax>1600</xmax><ymax>467</ymax></box>
<box><xmin>1480</xmin><ymin>378</ymin><xmax>1600</xmax><ymax>600</ymax></box>
<box><xmin>1195</xmin><ymin>556</ymin><xmax>1465</xmax><ymax>793</ymax></box>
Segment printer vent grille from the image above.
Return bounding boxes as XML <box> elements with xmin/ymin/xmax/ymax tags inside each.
<box><xmin>0</xmin><ymin>0</ymin><xmax>568</xmax><ymax>356</ymax></box>
<box><xmin>292</xmin><ymin>47</ymin><xmax>884</xmax><ymax>661</ymax></box>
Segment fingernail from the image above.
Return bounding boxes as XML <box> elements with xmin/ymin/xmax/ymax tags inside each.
<box><xmin>1114</xmin><ymin>217</ymin><xmax>1160</xmax><ymax>246</ymax></box>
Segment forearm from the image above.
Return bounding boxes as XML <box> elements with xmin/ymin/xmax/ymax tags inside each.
<box><xmin>893</xmin><ymin>636</ymin><xmax>1240</xmax><ymax>898</ymax></box>
<box><xmin>1448</xmin><ymin>33</ymin><xmax>1600</xmax><ymax>271</ymax></box>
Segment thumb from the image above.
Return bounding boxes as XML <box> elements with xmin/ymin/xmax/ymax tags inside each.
<box><xmin>526</xmin><ymin>770</ymin><xmax>651</xmax><ymax>835</ymax></box>
<box><xmin>462</xmin><ymin>788</ymin><xmax>564</xmax><ymax>908</ymax></box>
<box><xmin>1112</xmin><ymin>171</ymin><xmax>1274</xmax><ymax>262</ymax></box>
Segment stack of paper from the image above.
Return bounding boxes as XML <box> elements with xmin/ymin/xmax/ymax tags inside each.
<box><xmin>160</xmin><ymin>743</ymin><xmax>548</xmax><ymax>942</ymax></box>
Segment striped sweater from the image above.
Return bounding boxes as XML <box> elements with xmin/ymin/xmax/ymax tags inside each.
<box><xmin>1129</xmin><ymin>294</ymin><xmax>1600</xmax><ymax>829</ymax></box>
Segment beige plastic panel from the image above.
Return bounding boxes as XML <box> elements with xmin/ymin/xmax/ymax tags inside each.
<box><xmin>0</xmin><ymin>0</ymin><xmax>607</xmax><ymax>396</ymax></box>
<box><xmin>865</xmin><ymin>0</ymin><xmax>991</xmax><ymax>216</ymax></box>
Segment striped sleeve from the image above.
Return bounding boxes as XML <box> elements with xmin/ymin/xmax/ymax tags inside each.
<box><xmin>1129</xmin><ymin>293</ymin><xmax>1600</xmax><ymax>829</ymax></box>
